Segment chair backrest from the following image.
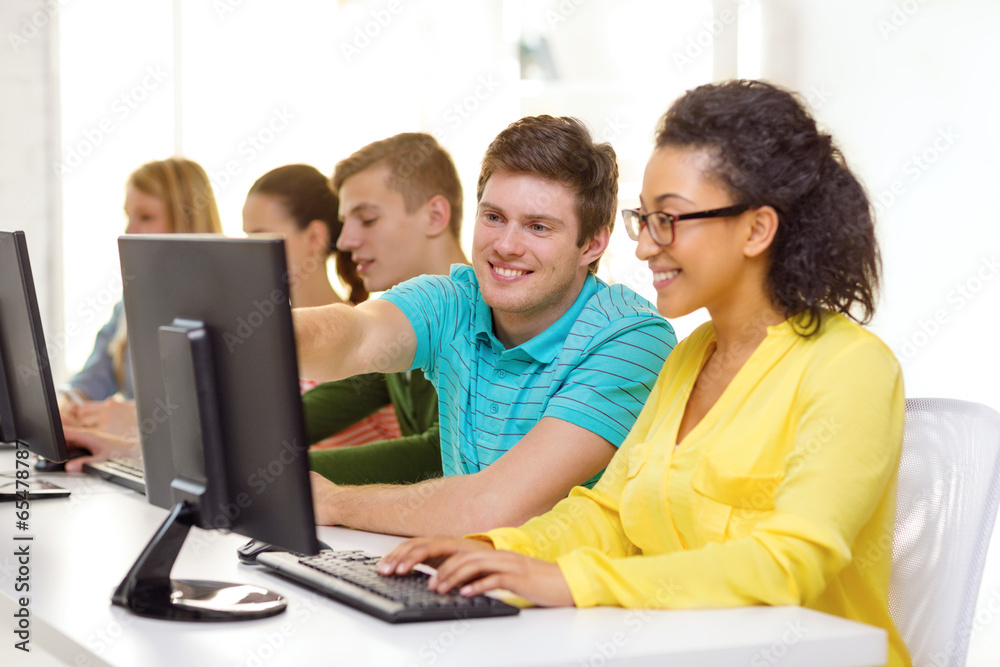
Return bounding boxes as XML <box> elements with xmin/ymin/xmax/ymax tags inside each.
<box><xmin>889</xmin><ymin>397</ymin><xmax>1000</xmax><ymax>667</ymax></box>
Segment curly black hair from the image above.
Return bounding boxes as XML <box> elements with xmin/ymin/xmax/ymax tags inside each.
<box><xmin>655</xmin><ymin>79</ymin><xmax>880</xmax><ymax>335</ymax></box>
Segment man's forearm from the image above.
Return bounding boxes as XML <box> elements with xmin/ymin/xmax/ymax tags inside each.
<box><xmin>294</xmin><ymin>300</ymin><xmax>417</xmax><ymax>382</ymax></box>
<box><xmin>293</xmin><ymin>304</ymin><xmax>363</xmax><ymax>381</ymax></box>
<box><xmin>320</xmin><ymin>475</ymin><xmax>532</xmax><ymax>537</ymax></box>
<box><xmin>314</xmin><ymin>418</ymin><xmax>618</xmax><ymax>537</ymax></box>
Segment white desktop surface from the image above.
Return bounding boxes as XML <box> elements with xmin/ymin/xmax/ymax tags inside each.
<box><xmin>0</xmin><ymin>453</ymin><xmax>888</xmax><ymax>667</ymax></box>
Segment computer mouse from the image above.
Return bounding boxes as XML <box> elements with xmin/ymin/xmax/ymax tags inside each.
<box><xmin>237</xmin><ymin>538</ymin><xmax>331</xmax><ymax>564</ymax></box>
<box><xmin>34</xmin><ymin>447</ymin><xmax>90</xmax><ymax>473</ymax></box>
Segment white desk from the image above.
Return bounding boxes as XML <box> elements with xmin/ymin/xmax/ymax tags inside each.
<box><xmin>0</xmin><ymin>453</ymin><xmax>888</xmax><ymax>667</ymax></box>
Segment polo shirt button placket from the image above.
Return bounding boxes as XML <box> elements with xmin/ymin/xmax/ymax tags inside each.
<box><xmin>490</xmin><ymin>404</ymin><xmax>499</xmax><ymax>414</ymax></box>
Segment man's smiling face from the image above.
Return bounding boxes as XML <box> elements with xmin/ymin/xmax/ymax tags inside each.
<box><xmin>472</xmin><ymin>170</ymin><xmax>603</xmax><ymax>346</ymax></box>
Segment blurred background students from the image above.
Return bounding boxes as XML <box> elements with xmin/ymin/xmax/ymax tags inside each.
<box><xmin>242</xmin><ymin>163</ymin><xmax>402</xmax><ymax>447</ymax></box>
<box><xmin>243</xmin><ymin>163</ymin><xmax>367</xmax><ymax>309</ymax></box>
<box><xmin>62</xmin><ymin>160</ymin><xmax>407</xmax><ymax>465</ymax></box>
<box><xmin>60</xmin><ymin>157</ymin><xmax>222</xmax><ymax>437</ymax></box>
<box><xmin>304</xmin><ymin>132</ymin><xmax>467</xmax><ymax>482</ymax></box>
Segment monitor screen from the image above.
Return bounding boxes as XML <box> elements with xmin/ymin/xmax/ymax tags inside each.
<box><xmin>0</xmin><ymin>231</ymin><xmax>68</xmax><ymax>463</ymax></box>
<box><xmin>115</xmin><ymin>234</ymin><xmax>319</xmax><ymax>621</ymax></box>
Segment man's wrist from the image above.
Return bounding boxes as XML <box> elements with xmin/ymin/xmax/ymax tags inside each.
<box><xmin>314</xmin><ymin>480</ymin><xmax>347</xmax><ymax>526</ymax></box>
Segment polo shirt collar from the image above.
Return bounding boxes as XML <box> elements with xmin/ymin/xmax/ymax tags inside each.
<box><xmin>474</xmin><ymin>273</ymin><xmax>601</xmax><ymax>363</ymax></box>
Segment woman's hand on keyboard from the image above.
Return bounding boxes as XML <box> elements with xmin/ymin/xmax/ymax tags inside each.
<box><xmin>379</xmin><ymin>536</ymin><xmax>575</xmax><ymax>607</ymax></box>
<box><xmin>378</xmin><ymin>536</ymin><xmax>493</xmax><ymax>576</ymax></box>
<box><xmin>429</xmin><ymin>549</ymin><xmax>573</xmax><ymax>608</ymax></box>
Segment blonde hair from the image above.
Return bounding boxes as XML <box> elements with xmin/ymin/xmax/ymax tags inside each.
<box><xmin>111</xmin><ymin>157</ymin><xmax>222</xmax><ymax>388</ymax></box>
<box><xmin>126</xmin><ymin>157</ymin><xmax>222</xmax><ymax>234</ymax></box>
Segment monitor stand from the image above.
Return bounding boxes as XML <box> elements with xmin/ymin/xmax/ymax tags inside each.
<box><xmin>112</xmin><ymin>501</ymin><xmax>287</xmax><ymax>621</ymax></box>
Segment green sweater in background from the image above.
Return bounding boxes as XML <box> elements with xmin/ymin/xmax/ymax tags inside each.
<box><xmin>304</xmin><ymin>370</ymin><xmax>441</xmax><ymax>486</ymax></box>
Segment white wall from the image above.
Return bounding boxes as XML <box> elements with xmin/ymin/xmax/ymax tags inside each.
<box><xmin>7</xmin><ymin>0</ymin><xmax>999</xmax><ymax>410</ymax></box>
<box><xmin>0</xmin><ymin>0</ymin><xmax>64</xmax><ymax>380</ymax></box>
<box><xmin>53</xmin><ymin>0</ymin><xmax>724</xmax><ymax>373</ymax></box>
<box><xmin>760</xmin><ymin>0</ymin><xmax>1000</xmax><ymax>413</ymax></box>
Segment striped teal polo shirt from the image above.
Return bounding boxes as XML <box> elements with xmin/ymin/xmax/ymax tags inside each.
<box><xmin>381</xmin><ymin>265</ymin><xmax>675</xmax><ymax>485</ymax></box>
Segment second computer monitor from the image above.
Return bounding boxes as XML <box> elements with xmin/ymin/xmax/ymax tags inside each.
<box><xmin>119</xmin><ymin>234</ymin><xmax>318</xmax><ymax>555</ymax></box>
<box><xmin>0</xmin><ymin>230</ymin><xmax>68</xmax><ymax>463</ymax></box>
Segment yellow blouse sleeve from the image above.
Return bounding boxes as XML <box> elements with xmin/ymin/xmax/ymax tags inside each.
<box><xmin>556</xmin><ymin>335</ymin><xmax>905</xmax><ymax>609</ymax></box>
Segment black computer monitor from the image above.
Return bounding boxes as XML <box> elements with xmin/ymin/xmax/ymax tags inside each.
<box><xmin>114</xmin><ymin>234</ymin><xmax>319</xmax><ymax>621</ymax></box>
<box><xmin>0</xmin><ymin>231</ymin><xmax>69</xmax><ymax>464</ymax></box>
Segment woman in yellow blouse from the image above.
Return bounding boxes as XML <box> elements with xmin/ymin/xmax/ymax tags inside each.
<box><xmin>380</xmin><ymin>80</ymin><xmax>909</xmax><ymax>667</ymax></box>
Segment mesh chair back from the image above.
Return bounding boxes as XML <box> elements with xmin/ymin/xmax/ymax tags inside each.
<box><xmin>889</xmin><ymin>398</ymin><xmax>1000</xmax><ymax>667</ymax></box>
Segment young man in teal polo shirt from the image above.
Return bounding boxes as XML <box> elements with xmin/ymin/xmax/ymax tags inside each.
<box><xmin>296</xmin><ymin>115</ymin><xmax>675</xmax><ymax>537</ymax></box>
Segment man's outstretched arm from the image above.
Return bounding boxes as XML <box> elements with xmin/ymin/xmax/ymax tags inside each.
<box><xmin>311</xmin><ymin>416</ymin><xmax>615</xmax><ymax>537</ymax></box>
<box><xmin>293</xmin><ymin>299</ymin><xmax>416</xmax><ymax>382</ymax></box>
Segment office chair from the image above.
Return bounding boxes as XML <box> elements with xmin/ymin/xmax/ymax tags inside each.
<box><xmin>888</xmin><ymin>398</ymin><xmax>1000</xmax><ymax>667</ymax></box>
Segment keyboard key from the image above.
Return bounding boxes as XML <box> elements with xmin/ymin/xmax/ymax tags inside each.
<box><xmin>256</xmin><ymin>549</ymin><xmax>520</xmax><ymax>623</ymax></box>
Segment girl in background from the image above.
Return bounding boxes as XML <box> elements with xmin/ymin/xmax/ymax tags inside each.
<box><xmin>242</xmin><ymin>164</ymin><xmax>402</xmax><ymax>448</ymax></box>
<box><xmin>242</xmin><ymin>163</ymin><xmax>366</xmax><ymax>309</ymax></box>
<box><xmin>61</xmin><ymin>157</ymin><xmax>222</xmax><ymax>433</ymax></box>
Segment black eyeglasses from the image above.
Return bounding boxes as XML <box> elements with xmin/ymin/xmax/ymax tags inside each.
<box><xmin>621</xmin><ymin>204</ymin><xmax>750</xmax><ymax>246</ymax></box>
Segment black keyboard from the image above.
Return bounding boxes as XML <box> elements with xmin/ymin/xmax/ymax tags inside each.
<box><xmin>256</xmin><ymin>549</ymin><xmax>520</xmax><ymax>623</ymax></box>
<box><xmin>82</xmin><ymin>458</ymin><xmax>146</xmax><ymax>494</ymax></box>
